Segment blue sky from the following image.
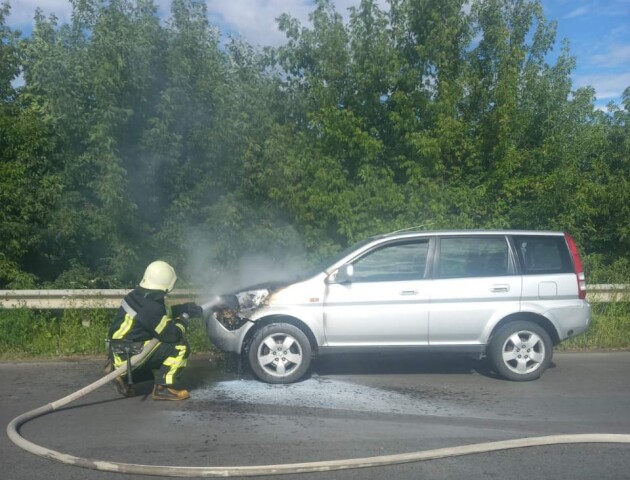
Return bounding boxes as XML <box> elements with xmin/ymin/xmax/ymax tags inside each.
<box><xmin>5</xmin><ymin>0</ymin><xmax>630</xmax><ymax>109</ymax></box>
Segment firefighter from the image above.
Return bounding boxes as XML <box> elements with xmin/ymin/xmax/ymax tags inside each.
<box><xmin>105</xmin><ymin>260</ymin><xmax>202</xmax><ymax>401</ymax></box>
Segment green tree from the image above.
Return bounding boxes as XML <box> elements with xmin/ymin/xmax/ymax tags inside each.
<box><xmin>3</xmin><ymin>0</ymin><xmax>629</xmax><ymax>288</ymax></box>
<box><xmin>261</xmin><ymin>0</ymin><xmax>629</xmax><ymax>265</ymax></box>
<box><xmin>1</xmin><ymin>2</ymin><xmax>63</xmax><ymax>287</ymax></box>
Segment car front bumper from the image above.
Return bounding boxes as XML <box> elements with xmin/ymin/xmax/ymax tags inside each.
<box><xmin>205</xmin><ymin>312</ymin><xmax>255</xmax><ymax>354</ymax></box>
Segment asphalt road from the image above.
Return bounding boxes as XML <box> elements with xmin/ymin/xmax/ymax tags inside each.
<box><xmin>2</xmin><ymin>351</ymin><xmax>629</xmax><ymax>480</ymax></box>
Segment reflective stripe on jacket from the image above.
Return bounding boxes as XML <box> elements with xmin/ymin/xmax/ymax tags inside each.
<box><xmin>108</xmin><ymin>287</ymin><xmax>185</xmax><ymax>343</ymax></box>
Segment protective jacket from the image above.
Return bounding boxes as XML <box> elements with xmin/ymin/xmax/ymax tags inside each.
<box><xmin>108</xmin><ymin>287</ymin><xmax>190</xmax><ymax>343</ymax></box>
<box><xmin>108</xmin><ymin>287</ymin><xmax>194</xmax><ymax>387</ymax></box>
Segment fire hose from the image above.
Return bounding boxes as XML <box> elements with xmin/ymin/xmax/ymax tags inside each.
<box><xmin>6</xmin><ymin>326</ymin><xmax>630</xmax><ymax>476</ymax></box>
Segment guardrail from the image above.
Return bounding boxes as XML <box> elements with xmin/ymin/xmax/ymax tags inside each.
<box><xmin>0</xmin><ymin>285</ymin><xmax>628</xmax><ymax>309</ymax></box>
<box><xmin>0</xmin><ymin>289</ymin><xmax>198</xmax><ymax>309</ymax></box>
<box><xmin>585</xmin><ymin>284</ymin><xmax>629</xmax><ymax>303</ymax></box>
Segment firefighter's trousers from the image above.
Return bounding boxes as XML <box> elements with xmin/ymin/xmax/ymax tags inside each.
<box><xmin>112</xmin><ymin>337</ymin><xmax>190</xmax><ymax>387</ymax></box>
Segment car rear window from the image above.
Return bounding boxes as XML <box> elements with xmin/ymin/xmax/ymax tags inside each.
<box><xmin>437</xmin><ymin>236</ymin><xmax>510</xmax><ymax>278</ymax></box>
<box><xmin>512</xmin><ymin>235</ymin><xmax>573</xmax><ymax>274</ymax></box>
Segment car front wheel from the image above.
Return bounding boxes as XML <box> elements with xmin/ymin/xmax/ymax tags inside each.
<box><xmin>247</xmin><ymin>323</ymin><xmax>312</xmax><ymax>384</ymax></box>
<box><xmin>488</xmin><ymin>321</ymin><xmax>553</xmax><ymax>381</ymax></box>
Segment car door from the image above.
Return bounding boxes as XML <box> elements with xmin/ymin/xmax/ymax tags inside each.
<box><xmin>322</xmin><ymin>238</ymin><xmax>431</xmax><ymax>346</ymax></box>
<box><xmin>429</xmin><ymin>235</ymin><xmax>521</xmax><ymax>345</ymax></box>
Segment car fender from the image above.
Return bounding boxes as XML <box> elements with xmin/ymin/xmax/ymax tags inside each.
<box><xmin>520</xmin><ymin>300</ymin><xmax>590</xmax><ymax>341</ymax></box>
<box><xmin>482</xmin><ymin>302</ymin><xmax>566</xmax><ymax>344</ymax></box>
<box><xmin>248</xmin><ymin>303</ymin><xmax>326</xmax><ymax>347</ymax></box>
<box><xmin>475</xmin><ymin>306</ymin><xmax>542</xmax><ymax>345</ymax></box>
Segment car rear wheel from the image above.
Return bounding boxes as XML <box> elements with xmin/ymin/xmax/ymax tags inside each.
<box><xmin>247</xmin><ymin>323</ymin><xmax>312</xmax><ymax>384</ymax></box>
<box><xmin>488</xmin><ymin>320</ymin><xmax>553</xmax><ymax>381</ymax></box>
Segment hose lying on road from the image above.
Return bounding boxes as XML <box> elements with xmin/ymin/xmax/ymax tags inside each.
<box><xmin>7</xmin><ymin>343</ymin><xmax>630</xmax><ymax>477</ymax></box>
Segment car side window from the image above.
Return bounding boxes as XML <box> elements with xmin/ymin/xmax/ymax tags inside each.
<box><xmin>351</xmin><ymin>240</ymin><xmax>429</xmax><ymax>282</ymax></box>
<box><xmin>437</xmin><ymin>237</ymin><xmax>510</xmax><ymax>278</ymax></box>
<box><xmin>513</xmin><ymin>236</ymin><xmax>573</xmax><ymax>274</ymax></box>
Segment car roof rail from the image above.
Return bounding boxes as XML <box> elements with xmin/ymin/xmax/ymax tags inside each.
<box><xmin>385</xmin><ymin>224</ymin><xmax>432</xmax><ymax>235</ymax></box>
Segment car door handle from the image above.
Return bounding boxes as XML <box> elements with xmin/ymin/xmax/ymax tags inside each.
<box><xmin>491</xmin><ymin>285</ymin><xmax>510</xmax><ymax>293</ymax></box>
<box><xmin>399</xmin><ymin>290</ymin><xmax>418</xmax><ymax>296</ymax></box>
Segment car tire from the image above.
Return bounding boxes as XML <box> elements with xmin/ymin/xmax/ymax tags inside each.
<box><xmin>247</xmin><ymin>323</ymin><xmax>312</xmax><ymax>384</ymax></box>
<box><xmin>488</xmin><ymin>320</ymin><xmax>553</xmax><ymax>381</ymax></box>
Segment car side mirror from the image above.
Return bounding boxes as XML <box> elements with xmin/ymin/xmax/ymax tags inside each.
<box><xmin>328</xmin><ymin>264</ymin><xmax>354</xmax><ymax>284</ymax></box>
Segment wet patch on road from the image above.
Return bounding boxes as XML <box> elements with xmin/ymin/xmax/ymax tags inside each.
<box><xmin>185</xmin><ymin>374</ymin><xmax>499</xmax><ymax>420</ymax></box>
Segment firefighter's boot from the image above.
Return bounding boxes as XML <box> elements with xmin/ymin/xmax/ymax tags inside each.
<box><xmin>152</xmin><ymin>384</ymin><xmax>190</xmax><ymax>401</ymax></box>
<box><xmin>103</xmin><ymin>360</ymin><xmax>136</xmax><ymax>397</ymax></box>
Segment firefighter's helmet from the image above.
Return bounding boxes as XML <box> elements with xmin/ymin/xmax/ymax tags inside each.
<box><xmin>140</xmin><ymin>261</ymin><xmax>177</xmax><ymax>292</ymax></box>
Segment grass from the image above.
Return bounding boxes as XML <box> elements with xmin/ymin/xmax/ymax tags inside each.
<box><xmin>560</xmin><ymin>314</ymin><xmax>630</xmax><ymax>350</ymax></box>
<box><xmin>0</xmin><ymin>299</ymin><xmax>628</xmax><ymax>360</ymax></box>
<box><xmin>0</xmin><ymin>308</ymin><xmax>214</xmax><ymax>360</ymax></box>
<box><xmin>560</xmin><ymin>294</ymin><xmax>630</xmax><ymax>351</ymax></box>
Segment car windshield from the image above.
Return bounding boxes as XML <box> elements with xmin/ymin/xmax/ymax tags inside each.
<box><xmin>228</xmin><ymin>238</ymin><xmax>378</xmax><ymax>292</ymax></box>
<box><xmin>294</xmin><ymin>237</ymin><xmax>377</xmax><ymax>281</ymax></box>
<box><xmin>286</xmin><ymin>237</ymin><xmax>374</xmax><ymax>281</ymax></box>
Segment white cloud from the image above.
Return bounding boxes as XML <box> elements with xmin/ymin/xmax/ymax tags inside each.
<box><xmin>6</xmin><ymin>1</ymin><xmax>177</xmax><ymax>29</ymax></box>
<box><xmin>565</xmin><ymin>6</ymin><xmax>589</xmax><ymax>18</ymax></box>
<box><xmin>574</xmin><ymin>72</ymin><xmax>630</xmax><ymax>100</ymax></box>
<box><xmin>6</xmin><ymin>0</ymin><xmax>72</xmax><ymax>26</ymax></box>
<box><xmin>205</xmin><ymin>0</ymin><xmax>314</xmax><ymax>47</ymax></box>
<box><xmin>204</xmin><ymin>0</ymin><xmax>389</xmax><ymax>47</ymax></box>
<box><xmin>591</xmin><ymin>44</ymin><xmax>630</xmax><ymax>67</ymax></box>
<box><xmin>4</xmin><ymin>0</ymin><xmax>388</xmax><ymax>46</ymax></box>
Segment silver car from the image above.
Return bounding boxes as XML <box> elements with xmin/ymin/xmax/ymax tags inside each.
<box><xmin>204</xmin><ymin>230</ymin><xmax>590</xmax><ymax>383</ymax></box>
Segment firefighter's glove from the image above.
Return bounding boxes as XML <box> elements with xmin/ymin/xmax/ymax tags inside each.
<box><xmin>190</xmin><ymin>304</ymin><xmax>204</xmax><ymax>317</ymax></box>
<box><xmin>181</xmin><ymin>302</ymin><xmax>203</xmax><ymax>317</ymax></box>
<box><xmin>175</xmin><ymin>313</ymin><xmax>190</xmax><ymax>332</ymax></box>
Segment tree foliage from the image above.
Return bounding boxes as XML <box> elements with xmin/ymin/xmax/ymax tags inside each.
<box><xmin>0</xmin><ymin>0</ymin><xmax>628</xmax><ymax>289</ymax></box>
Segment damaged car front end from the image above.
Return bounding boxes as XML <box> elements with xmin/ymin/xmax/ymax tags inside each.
<box><xmin>202</xmin><ymin>276</ymin><xmax>328</xmax><ymax>384</ymax></box>
<box><xmin>200</xmin><ymin>239</ymin><xmax>378</xmax><ymax>384</ymax></box>
<box><xmin>202</xmin><ymin>288</ymin><xmax>272</xmax><ymax>354</ymax></box>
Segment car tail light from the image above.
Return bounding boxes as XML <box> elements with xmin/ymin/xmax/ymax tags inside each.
<box><xmin>565</xmin><ymin>232</ymin><xmax>586</xmax><ymax>299</ymax></box>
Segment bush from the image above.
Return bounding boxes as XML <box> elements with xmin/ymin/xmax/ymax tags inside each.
<box><xmin>0</xmin><ymin>308</ymin><xmax>52</xmax><ymax>356</ymax></box>
<box><xmin>0</xmin><ymin>308</ymin><xmax>110</xmax><ymax>358</ymax></box>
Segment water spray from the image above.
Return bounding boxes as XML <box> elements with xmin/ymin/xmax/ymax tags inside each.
<box><xmin>201</xmin><ymin>295</ymin><xmax>225</xmax><ymax>317</ymax></box>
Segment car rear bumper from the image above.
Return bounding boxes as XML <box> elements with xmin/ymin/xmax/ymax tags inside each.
<box><xmin>552</xmin><ymin>301</ymin><xmax>591</xmax><ymax>341</ymax></box>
